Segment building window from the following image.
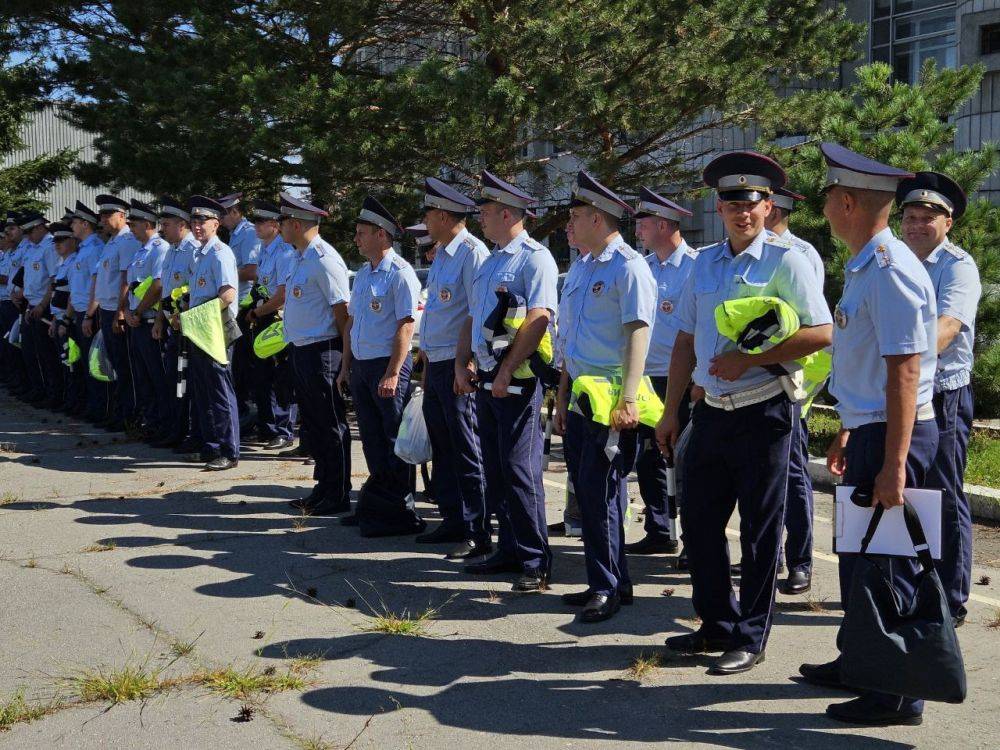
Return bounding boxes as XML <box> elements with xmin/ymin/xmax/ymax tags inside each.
<box><xmin>870</xmin><ymin>1</ymin><xmax>957</xmax><ymax>85</ymax></box>
<box><xmin>982</xmin><ymin>23</ymin><xmax>1000</xmax><ymax>56</ymax></box>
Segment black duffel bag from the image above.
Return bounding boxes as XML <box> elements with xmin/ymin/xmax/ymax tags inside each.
<box><xmin>840</xmin><ymin>499</ymin><xmax>967</xmax><ymax>703</ymax></box>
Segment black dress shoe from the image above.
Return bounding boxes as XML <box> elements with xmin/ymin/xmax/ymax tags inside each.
<box><xmin>263</xmin><ymin>437</ymin><xmax>294</xmax><ymax>450</ymax></box>
<box><xmin>619</xmin><ymin>583</ymin><xmax>634</xmax><ymax>605</ymax></box>
<box><xmin>675</xmin><ymin>548</ymin><xmax>689</xmax><ymax>570</ymax></box>
<box><xmin>445</xmin><ymin>539</ymin><xmax>492</xmax><ymax>560</ymax></box>
<box><xmin>173</xmin><ymin>440</ymin><xmax>200</xmax><ymax>454</ymax></box>
<box><xmin>340</xmin><ymin>513</ymin><xmax>360</xmax><ymax>527</ymax></box>
<box><xmin>279</xmin><ymin>445</ymin><xmax>309</xmax><ymax>458</ymax></box>
<box><xmin>302</xmin><ymin>500</ymin><xmax>351</xmax><ymax>516</ymax></box>
<box><xmin>708</xmin><ymin>649</ymin><xmax>764</xmax><ymax>675</ymax></box>
<box><xmin>289</xmin><ymin>492</ymin><xmax>322</xmax><ymax>510</ymax></box>
<box><xmin>953</xmin><ymin>613</ymin><xmax>966</xmax><ymax>628</ymax></box>
<box><xmin>561</xmin><ymin>589</ymin><xmax>592</xmax><ymax>606</ymax></box>
<box><xmin>512</xmin><ymin>571</ymin><xmax>548</xmax><ymax>593</ymax></box>
<box><xmin>799</xmin><ymin>660</ymin><xmax>852</xmax><ymax>690</ymax></box>
<box><xmin>664</xmin><ymin>630</ymin><xmax>730</xmax><ymax>653</ymax></box>
<box><xmin>826</xmin><ymin>697</ymin><xmax>922</xmax><ymax>726</ymax></box>
<box><xmin>547</xmin><ymin>521</ymin><xmax>566</xmax><ymax>537</ymax></box>
<box><xmin>780</xmin><ymin>570</ymin><xmax>811</xmax><ymax>595</ymax></box>
<box><xmin>204</xmin><ymin>456</ymin><xmax>238</xmax><ymax>471</ymax></box>
<box><xmin>415</xmin><ymin>526</ymin><xmax>466</xmax><ymax>544</ymax></box>
<box><xmin>625</xmin><ymin>535</ymin><xmax>679</xmax><ymax>555</ymax></box>
<box><xmin>580</xmin><ymin>592</ymin><xmax>620</xmax><ymax>623</ymax></box>
<box><xmin>464</xmin><ymin>554</ymin><xmax>521</xmax><ymax>575</ymax></box>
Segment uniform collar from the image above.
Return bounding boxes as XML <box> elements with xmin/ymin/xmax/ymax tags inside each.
<box><xmin>924</xmin><ymin>238</ymin><xmax>951</xmax><ymax>265</ymax></box>
<box><xmin>847</xmin><ymin>226</ymin><xmax>895</xmax><ymax>273</ymax></box>
<box><xmin>496</xmin><ymin>229</ymin><xmax>529</xmax><ymax>255</ymax></box>
<box><xmin>593</xmin><ymin>233</ymin><xmax>626</xmax><ymax>263</ymax></box>
<box><xmin>442</xmin><ymin>227</ymin><xmax>469</xmax><ymax>257</ymax></box>
<box><xmin>725</xmin><ymin>229</ymin><xmax>767</xmax><ymax>260</ymax></box>
<box><xmin>142</xmin><ymin>233</ymin><xmax>162</xmax><ymax>251</ymax></box>
<box><xmin>200</xmin><ymin>235</ymin><xmax>221</xmax><ymax>254</ymax></box>
<box><xmin>263</xmin><ymin>235</ymin><xmax>284</xmax><ymax>254</ymax></box>
<box><xmin>370</xmin><ymin>249</ymin><xmax>396</xmax><ymax>273</ymax></box>
<box><xmin>652</xmin><ymin>240</ymin><xmax>691</xmax><ymax>268</ymax></box>
<box><xmin>235</xmin><ymin>218</ymin><xmax>252</xmax><ymax>234</ymax></box>
<box><xmin>113</xmin><ymin>226</ymin><xmax>130</xmax><ymax>241</ymax></box>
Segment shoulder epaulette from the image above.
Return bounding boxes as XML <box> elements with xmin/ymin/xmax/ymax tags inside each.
<box><xmin>764</xmin><ymin>233</ymin><xmax>793</xmax><ymax>250</ymax></box>
<box><xmin>874</xmin><ymin>243</ymin><xmax>892</xmax><ymax>268</ymax></box>
<box><xmin>943</xmin><ymin>241</ymin><xmax>967</xmax><ymax>260</ymax></box>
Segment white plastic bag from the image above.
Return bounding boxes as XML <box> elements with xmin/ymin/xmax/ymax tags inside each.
<box><xmin>394</xmin><ymin>387</ymin><xmax>432</xmax><ymax>465</ymax></box>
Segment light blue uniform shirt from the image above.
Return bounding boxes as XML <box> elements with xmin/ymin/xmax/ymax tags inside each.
<box><xmin>94</xmin><ymin>228</ymin><xmax>140</xmax><ymax>312</ymax></box>
<box><xmin>0</xmin><ymin>250</ymin><xmax>11</xmax><ymax>296</ymax></box>
<box><xmin>471</xmin><ymin>229</ymin><xmax>559</xmax><ymax>371</ymax></box>
<box><xmin>675</xmin><ymin>229</ymin><xmax>832</xmax><ymax>398</ymax></box>
<box><xmin>775</xmin><ymin>228</ymin><xmax>824</xmax><ymax>291</ymax></box>
<box><xmin>189</xmin><ymin>235</ymin><xmax>239</xmax><ymax>320</ymax></box>
<box><xmin>644</xmin><ymin>241</ymin><xmax>698</xmax><ymax>377</ymax></box>
<box><xmin>67</xmin><ymin>234</ymin><xmax>103</xmax><ymax>311</ymax></box>
<box><xmin>5</xmin><ymin>239</ymin><xmax>29</xmax><ymax>299</ymax></box>
<box><xmin>349</xmin><ymin>249</ymin><xmax>420</xmax><ymax>360</ymax></box>
<box><xmin>229</xmin><ymin>218</ymin><xmax>262</xmax><ymax>301</ymax></box>
<box><xmin>159</xmin><ymin>233</ymin><xmax>199</xmax><ymax>302</ymax></box>
<box><xmin>419</xmin><ymin>227</ymin><xmax>489</xmax><ymax>363</ymax></box>
<box><xmin>127</xmin><ymin>234</ymin><xmax>169</xmax><ymax>316</ymax></box>
<box><xmin>22</xmin><ymin>234</ymin><xmax>57</xmax><ymax>305</ymax></box>
<box><xmin>50</xmin><ymin>250</ymin><xmax>75</xmax><ymax>316</ymax></box>
<box><xmin>830</xmin><ymin>227</ymin><xmax>937</xmax><ymax>429</ymax></box>
<box><xmin>555</xmin><ymin>252</ymin><xmax>591</xmax><ymax>368</ymax></box>
<box><xmin>256</xmin><ymin>235</ymin><xmax>297</xmax><ymax>298</ymax></box>
<box><xmin>283</xmin><ymin>235</ymin><xmax>350</xmax><ymax>347</ymax></box>
<box><xmin>563</xmin><ymin>235</ymin><xmax>656</xmax><ymax>380</ymax></box>
<box><xmin>922</xmin><ymin>238</ymin><xmax>981</xmax><ymax>392</ymax></box>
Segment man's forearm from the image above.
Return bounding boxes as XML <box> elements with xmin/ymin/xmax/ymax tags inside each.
<box><xmin>883</xmin><ymin>353</ymin><xmax>920</xmax><ymax>472</ymax></box>
<box><xmin>341</xmin><ymin>316</ymin><xmax>353</xmax><ymax>372</ymax></box>
<box><xmin>238</xmin><ymin>265</ymin><xmax>257</xmax><ymax>282</ymax></box>
<box><xmin>499</xmin><ymin>308</ymin><xmax>550</xmax><ymax>374</ymax></box>
<box><xmin>621</xmin><ymin>322</ymin><xmax>650</xmax><ymax>401</ymax></box>
<box><xmin>135</xmin><ymin>280</ymin><xmax>162</xmax><ymax>316</ymax></box>
<box><xmin>254</xmin><ymin>289</ymin><xmax>285</xmax><ymax>317</ymax></box>
<box><xmin>455</xmin><ymin>317</ymin><xmax>473</xmax><ymax>367</ymax></box>
<box><xmin>937</xmin><ymin>315</ymin><xmax>962</xmax><ymax>354</ymax></box>
<box><xmin>664</xmin><ymin>332</ymin><xmax>697</xmax><ymax>415</ymax></box>
<box><xmin>386</xmin><ymin>320</ymin><xmax>414</xmax><ymax>376</ymax></box>
<box><xmin>743</xmin><ymin>324</ymin><xmax>832</xmax><ymax>366</ymax></box>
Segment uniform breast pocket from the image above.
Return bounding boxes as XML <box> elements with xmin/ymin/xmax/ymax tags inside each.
<box><xmin>494</xmin><ymin>271</ymin><xmax>517</xmax><ymax>294</ymax></box>
<box><xmin>433</xmin><ymin>264</ymin><xmax>462</xmax><ymax>305</ymax></box>
<box><xmin>693</xmin><ymin>277</ymin><xmax>720</xmax><ymax>322</ymax></box>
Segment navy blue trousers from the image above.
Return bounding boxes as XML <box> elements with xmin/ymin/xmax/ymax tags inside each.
<box><xmin>291</xmin><ymin>340</ymin><xmax>351</xmax><ymax>503</ymax></box>
<box><xmin>927</xmin><ymin>385</ymin><xmax>974</xmax><ymax>621</ymax></box>
<box><xmin>0</xmin><ymin>301</ymin><xmax>27</xmax><ymax>388</ymax></box>
<box><xmin>636</xmin><ymin>375</ymin><xmax>689</xmax><ymax>540</ymax></box>
<box><xmin>129</xmin><ymin>320</ymin><xmax>169</xmax><ymax>432</ymax></box>
<box><xmin>188</xmin><ymin>343</ymin><xmax>239</xmax><ymax>460</ymax></box>
<box><xmin>74</xmin><ymin>318</ymin><xmax>111</xmax><ymax>420</ymax></box>
<box><xmin>682</xmin><ymin>393</ymin><xmax>793</xmax><ymax>654</ymax></box>
<box><xmin>837</xmin><ymin>418</ymin><xmax>939</xmax><ymax>716</ymax></box>
<box><xmin>254</xmin><ymin>350</ymin><xmax>295</xmax><ymax>440</ymax></box>
<box><xmin>782</xmin><ymin>409</ymin><xmax>814</xmax><ymax>574</ymax></box>
<box><xmin>162</xmin><ymin>328</ymin><xmax>196</xmax><ymax>440</ymax></box>
<box><xmin>99</xmin><ymin>308</ymin><xmax>136</xmax><ymax>423</ymax></box>
<box><xmin>35</xmin><ymin>317</ymin><xmax>63</xmax><ymax>403</ymax></box>
<box><xmin>19</xmin><ymin>312</ymin><xmax>46</xmax><ymax>398</ymax></box>
<box><xmin>60</xmin><ymin>320</ymin><xmax>86</xmax><ymax>411</ymax></box>
<box><xmin>423</xmin><ymin>359</ymin><xmax>488</xmax><ymax>544</ymax></box>
<box><xmin>566</xmin><ymin>409</ymin><xmax>638</xmax><ymax>596</ymax></box>
<box><xmin>476</xmin><ymin>376</ymin><xmax>551</xmax><ymax>575</ymax></box>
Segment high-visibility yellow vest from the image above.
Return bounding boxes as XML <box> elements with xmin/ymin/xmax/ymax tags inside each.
<box><xmin>64</xmin><ymin>337</ymin><xmax>81</xmax><ymax>366</ymax></box>
<box><xmin>88</xmin><ymin>330</ymin><xmax>114</xmax><ymax>382</ymax></box>
<box><xmin>133</xmin><ymin>275</ymin><xmax>160</xmax><ymax>311</ymax></box>
<box><xmin>483</xmin><ymin>289</ymin><xmax>557</xmax><ymax>385</ymax></box>
<box><xmin>253</xmin><ymin>319</ymin><xmax>288</xmax><ymax>359</ymax></box>
<box><xmin>570</xmin><ymin>375</ymin><xmax>664</xmax><ymax>428</ymax></box>
<box><xmin>167</xmin><ymin>284</ymin><xmax>189</xmax><ymax>314</ymax></box>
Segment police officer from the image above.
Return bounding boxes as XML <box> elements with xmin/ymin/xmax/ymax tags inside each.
<box><xmin>764</xmin><ymin>186</ymin><xmax>826</xmax><ymax>595</ymax></box>
<box><xmin>18</xmin><ymin>212</ymin><xmax>57</xmax><ymax>406</ymax></box>
<box><xmin>460</xmin><ymin>172</ymin><xmax>559</xmax><ymax>593</ymax></box>
<box><xmin>799</xmin><ymin>143</ymin><xmax>937</xmax><ymax>726</ymax></box>
<box><xmin>555</xmin><ymin>172</ymin><xmax>656</xmax><ymax>622</ymax></box>
<box><xmin>94</xmin><ymin>194</ymin><xmax>141</xmax><ymax>431</ymax></box>
<box><xmin>4</xmin><ymin>213</ymin><xmax>33</xmax><ymax>397</ymax></box>
<box><xmin>339</xmin><ymin>196</ymin><xmax>425</xmax><ymax>537</ymax></box>
<box><xmin>184</xmin><ymin>195</ymin><xmax>240</xmax><ymax>471</ymax></box>
<box><xmin>48</xmin><ymin>222</ymin><xmax>83</xmax><ymax>412</ymax></box>
<box><xmin>626</xmin><ymin>186</ymin><xmax>697</xmax><ymax>556</ymax></box>
<box><xmin>278</xmin><ymin>192</ymin><xmax>353</xmax><ymax>514</ymax></box>
<box><xmin>152</xmin><ymin>196</ymin><xmax>200</xmax><ymax>449</ymax></box>
<box><xmin>405</xmin><ymin>223</ymin><xmax>437</xmax><ymax>264</ymax></box>
<box><xmin>897</xmin><ymin>171</ymin><xmax>980</xmax><ymax>627</ymax></box>
<box><xmin>218</xmin><ymin>192</ymin><xmax>262</xmax><ymax>429</ymax></box>
<box><xmin>70</xmin><ymin>202</ymin><xmax>110</xmax><ymax>423</ymax></box>
<box><xmin>124</xmin><ymin>199</ymin><xmax>170</xmax><ymax>439</ymax></box>
<box><xmin>245</xmin><ymin>199</ymin><xmax>299</xmax><ymax>450</ymax></box>
<box><xmin>414</xmin><ymin>177</ymin><xmax>491</xmax><ymax>557</ymax></box>
<box><xmin>0</xmin><ymin>214</ymin><xmax>24</xmax><ymax>391</ymax></box>
<box><xmin>656</xmin><ymin>151</ymin><xmax>832</xmax><ymax>675</ymax></box>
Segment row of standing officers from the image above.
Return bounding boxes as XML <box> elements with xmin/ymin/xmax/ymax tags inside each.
<box><xmin>0</xmin><ymin>142</ymin><xmax>980</xmax><ymax>727</ymax></box>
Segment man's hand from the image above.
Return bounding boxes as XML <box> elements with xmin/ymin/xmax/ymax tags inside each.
<box><xmin>873</xmin><ymin>462</ymin><xmax>906</xmax><ymax>509</ymax></box>
<box><xmin>30</xmin><ymin>302</ymin><xmax>45</xmax><ymax>321</ymax></box>
<box><xmin>490</xmin><ymin>365</ymin><xmax>513</xmax><ymax>398</ymax></box>
<box><xmin>826</xmin><ymin>428</ymin><xmax>849</xmax><ymax>476</ymax></box>
<box><xmin>125</xmin><ymin>310</ymin><xmax>140</xmax><ymax>328</ymax></box>
<box><xmin>690</xmin><ymin>384</ymin><xmax>705</xmax><ymax>403</ymax></box>
<box><xmin>553</xmin><ymin>397</ymin><xmax>569</xmax><ymax>436</ymax></box>
<box><xmin>152</xmin><ymin>317</ymin><xmax>164</xmax><ymax>341</ymax></box>
<box><xmin>708</xmin><ymin>350</ymin><xmax>752</xmax><ymax>382</ymax></box>
<box><xmin>170</xmin><ymin>313</ymin><xmax>181</xmax><ymax>331</ymax></box>
<box><xmin>655</xmin><ymin>413</ymin><xmax>681</xmax><ymax>461</ymax></box>
<box><xmin>336</xmin><ymin>366</ymin><xmax>350</xmax><ymax>395</ymax></box>
<box><xmin>82</xmin><ymin>317</ymin><xmax>94</xmax><ymax>338</ymax></box>
<box><xmin>378</xmin><ymin>372</ymin><xmax>400</xmax><ymax>399</ymax></box>
<box><xmin>112</xmin><ymin>315</ymin><xmax>124</xmax><ymax>335</ymax></box>
<box><xmin>610</xmin><ymin>398</ymin><xmax>639</xmax><ymax>431</ymax></box>
<box><xmin>453</xmin><ymin>362</ymin><xmax>477</xmax><ymax>395</ymax></box>
<box><xmin>47</xmin><ymin>321</ymin><xmax>56</xmax><ymax>338</ymax></box>
<box><xmin>245</xmin><ymin>308</ymin><xmax>257</xmax><ymax>325</ymax></box>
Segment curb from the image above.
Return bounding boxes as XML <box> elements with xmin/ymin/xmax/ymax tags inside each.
<box><xmin>807</xmin><ymin>457</ymin><xmax>1000</xmax><ymax>522</ymax></box>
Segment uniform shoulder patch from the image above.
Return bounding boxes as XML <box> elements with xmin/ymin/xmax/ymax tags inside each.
<box><xmin>458</xmin><ymin>239</ymin><xmax>475</xmax><ymax>254</ymax></box>
<box><xmin>520</xmin><ymin>236</ymin><xmax>545</xmax><ymax>253</ymax></box>
<box><xmin>763</xmin><ymin>234</ymin><xmax>793</xmax><ymax>250</ymax></box>
<box><xmin>614</xmin><ymin>243</ymin><xmax>640</xmax><ymax>261</ymax></box>
<box><xmin>943</xmin><ymin>241</ymin><xmax>967</xmax><ymax>260</ymax></box>
<box><xmin>874</xmin><ymin>244</ymin><xmax>893</xmax><ymax>268</ymax></box>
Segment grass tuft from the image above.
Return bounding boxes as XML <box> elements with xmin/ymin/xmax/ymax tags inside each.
<box><xmin>366</xmin><ymin>605</ymin><xmax>440</xmax><ymax>636</ymax></box>
<box><xmin>0</xmin><ymin>441</ymin><xmax>16</xmax><ymax>453</ymax></box>
<box><xmin>627</xmin><ymin>652</ymin><xmax>662</xmax><ymax>681</ymax></box>
<box><xmin>0</xmin><ymin>691</ymin><xmax>52</xmax><ymax>731</ymax></box>
<box><xmin>80</xmin><ymin>542</ymin><xmax>116</xmax><ymax>553</ymax></box>
<box><xmin>194</xmin><ymin>662</ymin><xmax>314</xmax><ymax>700</ymax></box>
<box><xmin>170</xmin><ymin>639</ymin><xmax>197</xmax><ymax>658</ymax></box>
<box><xmin>986</xmin><ymin>608</ymin><xmax>1000</xmax><ymax>630</ymax></box>
<box><xmin>23</xmin><ymin>558</ymin><xmax>36</xmax><ymax>569</ymax></box>
<box><xmin>0</xmin><ymin>491</ymin><xmax>21</xmax><ymax>505</ymax></box>
<box><xmin>71</xmin><ymin>663</ymin><xmax>165</xmax><ymax>704</ymax></box>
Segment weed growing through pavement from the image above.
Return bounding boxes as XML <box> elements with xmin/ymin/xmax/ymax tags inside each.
<box><xmin>0</xmin><ymin>491</ymin><xmax>20</xmax><ymax>505</ymax></box>
<box><xmin>193</xmin><ymin>661</ymin><xmax>315</xmax><ymax>700</ymax></box>
<box><xmin>233</xmin><ymin>704</ymin><xmax>255</xmax><ymax>722</ymax></box>
<box><xmin>0</xmin><ymin>441</ymin><xmax>16</xmax><ymax>453</ymax></box>
<box><xmin>0</xmin><ymin>691</ymin><xmax>55</xmax><ymax>732</ymax></box>
<box><xmin>347</xmin><ymin>581</ymin><xmax>455</xmax><ymax>637</ymax></box>
<box><xmin>627</xmin><ymin>652</ymin><xmax>662</xmax><ymax>681</ymax></box>
<box><xmin>170</xmin><ymin>639</ymin><xmax>198</xmax><ymax>658</ymax></box>
<box><xmin>23</xmin><ymin>558</ymin><xmax>36</xmax><ymax>569</ymax></box>
<box><xmin>69</xmin><ymin>662</ymin><xmax>169</xmax><ymax>704</ymax></box>
<box><xmin>80</xmin><ymin>542</ymin><xmax>116</xmax><ymax>553</ymax></box>
<box><xmin>987</xmin><ymin>608</ymin><xmax>1000</xmax><ymax>629</ymax></box>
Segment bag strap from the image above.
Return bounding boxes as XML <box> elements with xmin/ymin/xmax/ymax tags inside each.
<box><xmin>855</xmin><ymin>487</ymin><xmax>935</xmax><ymax>572</ymax></box>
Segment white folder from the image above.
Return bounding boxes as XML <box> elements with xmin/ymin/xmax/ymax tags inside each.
<box><xmin>833</xmin><ymin>486</ymin><xmax>942</xmax><ymax>559</ymax></box>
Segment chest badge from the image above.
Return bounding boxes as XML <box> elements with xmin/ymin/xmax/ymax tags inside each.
<box><xmin>292</xmin><ymin>286</ymin><xmax>302</xmax><ymax>298</ymax></box>
<box><xmin>370</xmin><ymin>298</ymin><xmax>382</xmax><ymax>312</ymax></box>
<box><xmin>591</xmin><ymin>281</ymin><xmax>605</xmax><ymax>296</ymax></box>
<box><xmin>659</xmin><ymin>299</ymin><xmax>674</xmax><ymax>314</ymax></box>
<box><xmin>197</xmin><ymin>277</ymin><xmax>206</xmax><ymax>288</ymax></box>
<box><xmin>439</xmin><ymin>287</ymin><xmax>452</xmax><ymax>303</ymax></box>
<box><xmin>32</xmin><ymin>262</ymin><xmax>40</xmax><ymax>271</ymax></box>
<box><xmin>261</xmin><ymin>275</ymin><xmax>270</xmax><ymax>285</ymax></box>
<box><xmin>102</xmin><ymin>259</ymin><xmax>109</xmax><ymax>269</ymax></box>
<box><xmin>172</xmin><ymin>272</ymin><xmax>181</xmax><ymax>282</ymax></box>
<box><xmin>834</xmin><ymin>304</ymin><xmax>848</xmax><ymax>329</ymax></box>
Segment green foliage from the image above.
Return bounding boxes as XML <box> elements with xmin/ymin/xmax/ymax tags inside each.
<box><xmin>760</xmin><ymin>62</ymin><xmax>1000</xmax><ymax>415</ymax></box>
<box><xmin>0</xmin><ymin>25</ymin><xmax>76</xmax><ymax>216</ymax></box>
<box><xmin>7</xmin><ymin>0</ymin><xmax>863</xmax><ymax>248</ymax></box>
